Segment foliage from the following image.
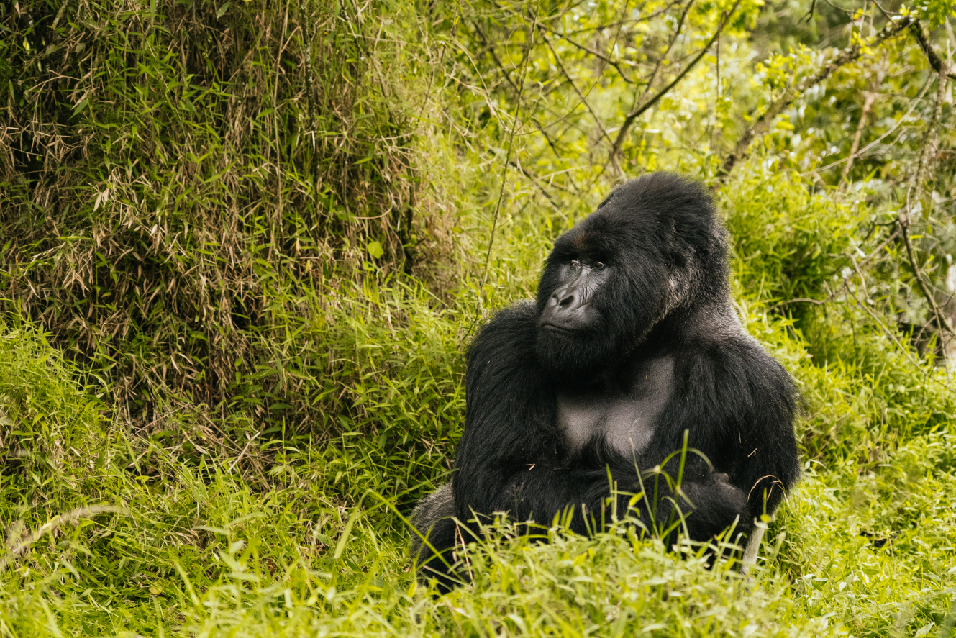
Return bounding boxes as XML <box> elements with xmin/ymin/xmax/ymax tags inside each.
<box><xmin>1</xmin><ymin>0</ymin><xmax>956</xmax><ymax>635</ymax></box>
<box><xmin>0</xmin><ymin>315</ymin><xmax>954</xmax><ymax>635</ymax></box>
<box><xmin>0</xmin><ymin>0</ymin><xmax>440</xmax><ymax>441</ymax></box>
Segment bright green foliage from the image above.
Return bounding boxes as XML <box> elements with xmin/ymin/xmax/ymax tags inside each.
<box><xmin>2</xmin><ymin>0</ymin><xmax>956</xmax><ymax>635</ymax></box>
<box><xmin>724</xmin><ymin>170</ymin><xmax>863</xmax><ymax>309</ymax></box>
<box><xmin>783</xmin><ymin>437</ymin><xmax>956</xmax><ymax>637</ymax></box>
<box><xmin>1</xmin><ymin>318</ymin><xmax>954</xmax><ymax>635</ymax></box>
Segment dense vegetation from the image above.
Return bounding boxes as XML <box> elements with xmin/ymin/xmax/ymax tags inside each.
<box><xmin>1</xmin><ymin>0</ymin><xmax>955</xmax><ymax>634</ymax></box>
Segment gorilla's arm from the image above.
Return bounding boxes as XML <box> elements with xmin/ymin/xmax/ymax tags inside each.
<box><xmin>409</xmin><ymin>484</ymin><xmax>461</xmax><ymax>593</ymax></box>
<box><xmin>453</xmin><ymin>303</ymin><xmax>749</xmax><ymax>541</ymax></box>
<box><xmin>731</xmin><ymin>346</ymin><xmax>800</xmax><ymax>519</ymax></box>
<box><xmin>665</xmin><ymin>330</ymin><xmax>800</xmax><ymax>523</ymax></box>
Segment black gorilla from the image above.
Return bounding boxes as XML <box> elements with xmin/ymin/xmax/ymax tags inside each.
<box><xmin>411</xmin><ymin>173</ymin><xmax>799</xmax><ymax>592</ymax></box>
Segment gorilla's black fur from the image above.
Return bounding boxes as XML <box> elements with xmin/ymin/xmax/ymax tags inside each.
<box><xmin>411</xmin><ymin>173</ymin><xmax>799</xmax><ymax>593</ymax></box>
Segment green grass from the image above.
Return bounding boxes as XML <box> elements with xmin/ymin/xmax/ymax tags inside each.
<box><xmin>3</xmin><ymin>0</ymin><xmax>956</xmax><ymax>634</ymax></box>
<box><xmin>1</xmin><ymin>273</ymin><xmax>955</xmax><ymax>636</ymax></box>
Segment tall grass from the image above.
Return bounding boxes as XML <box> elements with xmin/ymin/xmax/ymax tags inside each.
<box><xmin>1</xmin><ymin>0</ymin><xmax>955</xmax><ymax>636</ymax></box>
<box><xmin>0</xmin><ymin>0</ymin><xmax>445</xmax><ymax>451</ymax></box>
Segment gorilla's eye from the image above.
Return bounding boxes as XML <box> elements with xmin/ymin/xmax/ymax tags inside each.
<box><xmin>570</xmin><ymin>259</ymin><xmax>581</xmax><ymax>268</ymax></box>
<box><xmin>595</xmin><ymin>261</ymin><xmax>606</xmax><ymax>270</ymax></box>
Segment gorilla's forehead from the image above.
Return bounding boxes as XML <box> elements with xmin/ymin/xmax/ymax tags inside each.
<box><xmin>561</xmin><ymin>206</ymin><xmax>650</xmax><ymax>249</ymax></box>
<box><xmin>550</xmin><ymin>173</ymin><xmax>726</xmax><ymax>266</ymax></box>
<box><xmin>553</xmin><ymin>221</ymin><xmax>616</xmax><ymax>257</ymax></box>
<box><xmin>549</xmin><ymin>212</ymin><xmax>649</xmax><ymax>266</ymax></box>
<box><xmin>608</xmin><ymin>172</ymin><xmax>707</xmax><ymax>206</ymax></box>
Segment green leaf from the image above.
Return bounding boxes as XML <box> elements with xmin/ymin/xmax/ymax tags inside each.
<box><xmin>367</xmin><ymin>241</ymin><xmax>384</xmax><ymax>259</ymax></box>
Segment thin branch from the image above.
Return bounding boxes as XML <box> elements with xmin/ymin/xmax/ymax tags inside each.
<box><xmin>771</xmin><ymin>226</ymin><xmax>902</xmax><ymax>311</ymax></box>
<box><xmin>850</xmin><ymin>254</ymin><xmax>875</xmax><ymax>305</ymax></box>
<box><xmin>837</xmin><ymin>90</ymin><xmax>876</xmax><ymax>192</ymax></box>
<box><xmin>470</xmin><ymin>21</ymin><xmax>567</xmax><ymax>171</ymax></box>
<box><xmin>593</xmin><ymin>0</ymin><xmax>693</xmax><ymax>183</ymax></box>
<box><xmin>947</xmin><ymin>18</ymin><xmax>956</xmax><ymax>58</ymax></box>
<box><xmin>856</xmin><ymin>227</ymin><xmax>902</xmax><ymax>274</ymax></box>
<box><xmin>536</xmin><ymin>23</ymin><xmax>637</xmax><ymax>83</ymax></box>
<box><xmin>801</xmin><ymin>74</ymin><xmax>932</xmax><ymax>177</ymax></box>
<box><xmin>534</xmin><ymin>0</ymin><xmax>635</xmax><ymax>183</ymax></box>
<box><xmin>608</xmin><ymin>0</ymin><xmax>742</xmax><ymax>166</ymax></box>
<box><xmin>541</xmin><ymin>32</ymin><xmax>616</xmax><ymax>151</ymax></box>
<box><xmin>768</xmin><ymin>297</ymin><xmax>828</xmax><ymax>310</ymax></box>
<box><xmin>898</xmin><ymin>64</ymin><xmax>954</xmax><ymax>338</ymax></box>
<box><xmin>842</xmin><ymin>254</ymin><xmax>923</xmax><ymax>372</ymax></box>
<box><xmin>480</xmin><ymin>11</ymin><xmax>538</xmax><ymax>291</ymax></box>
<box><xmin>819</xmin><ymin>0</ymin><xmax>855</xmax><ymax>16</ymax></box>
<box><xmin>508</xmin><ymin>160</ymin><xmax>562</xmax><ymax>211</ymax></box>
<box><xmin>560</xmin><ymin>0</ymin><xmax>684</xmax><ymax>35</ymax></box>
<box><xmin>846</xmin><ymin>279</ymin><xmax>956</xmax><ymax>394</ymax></box>
<box><xmin>640</xmin><ymin>0</ymin><xmax>695</xmax><ymax>104</ymax></box>
<box><xmin>711</xmin><ymin>11</ymin><xmax>722</xmax><ymax>151</ymax></box>
<box><xmin>720</xmin><ymin>15</ymin><xmax>914</xmax><ymax>178</ymax></box>
<box><xmin>845</xmin><ymin>282</ymin><xmax>923</xmax><ymax>369</ymax></box>
<box><xmin>871</xmin><ymin>0</ymin><xmax>892</xmax><ymax>20</ymax></box>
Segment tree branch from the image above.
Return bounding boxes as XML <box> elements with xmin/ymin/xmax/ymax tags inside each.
<box><xmin>560</xmin><ymin>0</ymin><xmax>685</xmax><ymax>35</ymax></box>
<box><xmin>845</xmin><ymin>282</ymin><xmax>924</xmax><ymax>370</ymax></box>
<box><xmin>608</xmin><ymin>0</ymin><xmax>743</xmax><ymax>165</ymax></box>
<box><xmin>541</xmin><ymin>33</ymin><xmax>616</xmax><ymax>152</ymax></box>
<box><xmin>802</xmin><ymin>74</ymin><xmax>933</xmax><ymax>177</ymax></box>
<box><xmin>638</xmin><ymin>0</ymin><xmax>695</xmax><ymax>103</ymax></box>
<box><xmin>720</xmin><ymin>15</ymin><xmax>913</xmax><ymax>178</ymax></box>
<box><xmin>469</xmin><ymin>21</ymin><xmax>569</xmax><ymax>168</ymax></box>
<box><xmin>909</xmin><ymin>19</ymin><xmax>956</xmax><ymax>81</ymax></box>
<box><xmin>508</xmin><ymin>160</ymin><xmax>562</xmax><ymax>211</ymax></box>
<box><xmin>478</xmin><ymin>13</ymin><xmax>538</xmax><ymax>290</ymax></box>
<box><xmin>837</xmin><ymin>90</ymin><xmax>876</xmax><ymax>192</ymax></box>
<box><xmin>536</xmin><ymin>23</ymin><xmax>637</xmax><ymax>83</ymax></box>
<box><xmin>898</xmin><ymin>64</ymin><xmax>954</xmax><ymax>339</ymax></box>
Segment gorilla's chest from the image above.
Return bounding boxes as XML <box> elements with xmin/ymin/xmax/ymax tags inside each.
<box><xmin>556</xmin><ymin>355</ymin><xmax>674</xmax><ymax>457</ymax></box>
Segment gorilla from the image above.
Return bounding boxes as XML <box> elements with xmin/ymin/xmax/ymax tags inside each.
<box><xmin>411</xmin><ymin>173</ymin><xmax>799</xmax><ymax>593</ymax></box>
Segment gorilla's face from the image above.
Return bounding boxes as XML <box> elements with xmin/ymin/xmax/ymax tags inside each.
<box><xmin>534</xmin><ymin>218</ymin><xmax>671</xmax><ymax>381</ymax></box>
<box><xmin>537</xmin><ymin>257</ymin><xmax>610</xmax><ymax>334</ymax></box>
<box><xmin>534</xmin><ymin>174</ymin><xmax>727</xmax><ymax>381</ymax></box>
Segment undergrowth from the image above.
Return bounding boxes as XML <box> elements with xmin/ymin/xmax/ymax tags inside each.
<box><xmin>1</xmin><ymin>0</ymin><xmax>956</xmax><ymax>636</ymax></box>
<box><xmin>1</xmin><ymin>210</ymin><xmax>955</xmax><ymax>634</ymax></box>
<box><xmin>0</xmin><ymin>0</ymin><xmax>447</xmax><ymax>446</ymax></box>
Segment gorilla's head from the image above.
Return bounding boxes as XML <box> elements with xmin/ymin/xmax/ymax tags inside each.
<box><xmin>534</xmin><ymin>173</ymin><xmax>729</xmax><ymax>380</ymax></box>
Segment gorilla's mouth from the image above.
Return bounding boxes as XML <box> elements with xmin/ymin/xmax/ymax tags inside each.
<box><xmin>539</xmin><ymin>322</ymin><xmax>575</xmax><ymax>334</ymax></box>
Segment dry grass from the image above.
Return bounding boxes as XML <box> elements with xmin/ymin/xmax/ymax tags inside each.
<box><xmin>0</xmin><ymin>0</ymin><xmax>445</xmax><ymax>456</ymax></box>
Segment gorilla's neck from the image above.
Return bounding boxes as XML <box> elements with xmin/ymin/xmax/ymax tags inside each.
<box><xmin>641</xmin><ymin>299</ymin><xmax>737</xmax><ymax>346</ymax></box>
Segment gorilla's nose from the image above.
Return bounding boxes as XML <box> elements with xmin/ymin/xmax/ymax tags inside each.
<box><xmin>554</xmin><ymin>290</ymin><xmax>577</xmax><ymax>308</ymax></box>
<box><xmin>549</xmin><ymin>285</ymin><xmax>585</xmax><ymax>313</ymax></box>
<box><xmin>540</xmin><ymin>285</ymin><xmax>588</xmax><ymax>330</ymax></box>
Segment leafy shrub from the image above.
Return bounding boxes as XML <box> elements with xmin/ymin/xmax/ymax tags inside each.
<box><xmin>723</xmin><ymin>169</ymin><xmax>862</xmax><ymax>313</ymax></box>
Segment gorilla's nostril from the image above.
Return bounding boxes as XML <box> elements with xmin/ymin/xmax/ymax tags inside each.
<box><xmin>559</xmin><ymin>294</ymin><xmax>574</xmax><ymax>308</ymax></box>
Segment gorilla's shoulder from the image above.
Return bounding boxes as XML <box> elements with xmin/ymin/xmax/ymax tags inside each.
<box><xmin>678</xmin><ymin>302</ymin><xmax>791</xmax><ymax>385</ymax></box>
<box><xmin>677</xmin><ymin>302</ymin><xmax>749</xmax><ymax>346</ymax></box>
<box><xmin>469</xmin><ymin>301</ymin><xmax>537</xmax><ymax>355</ymax></box>
<box><xmin>466</xmin><ymin>301</ymin><xmax>540</xmax><ymax>382</ymax></box>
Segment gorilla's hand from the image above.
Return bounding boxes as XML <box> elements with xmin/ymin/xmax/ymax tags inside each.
<box><xmin>675</xmin><ymin>472</ymin><xmax>750</xmax><ymax>540</ymax></box>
